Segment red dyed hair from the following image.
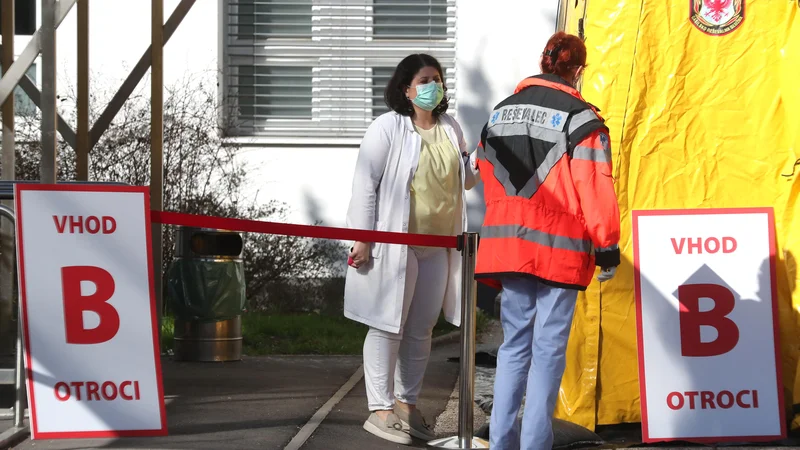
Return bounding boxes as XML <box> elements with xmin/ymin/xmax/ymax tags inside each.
<box><xmin>541</xmin><ymin>32</ymin><xmax>587</xmax><ymax>80</ymax></box>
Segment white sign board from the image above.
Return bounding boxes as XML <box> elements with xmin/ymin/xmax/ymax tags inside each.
<box><xmin>633</xmin><ymin>208</ymin><xmax>785</xmax><ymax>443</ymax></box>
<box><xmin>15</xmin><ymin>184</ymin><xmax>167</xmax><ymax>439</ymax></box>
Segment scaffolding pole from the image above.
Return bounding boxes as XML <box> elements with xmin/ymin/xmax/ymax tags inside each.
<box><xmin>40</xmin><ymin>0</ymin><xmax>58</xmax><ymax>183</ymax></box>
<box><xmin>151</xmin><ymin>0</ymin><xmax>165</xmax><ymax>342</ymax></box>
<box><xmin>77</xmin><ymin>0</ymin><xmax>89</xmax><ymax>181</ymax></box>
<box><xmin>1</xmin><ymin>0</ymin><xmax>16</xmax><ymax>357</ymax></box>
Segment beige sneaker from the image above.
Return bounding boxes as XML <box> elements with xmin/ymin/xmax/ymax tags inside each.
<box><xmin>395</xmin><ymin>407</ymin><xmax>436</xmax><ymax>441</ymax></box>
<box><xmin>363</xmin><ymin>412</ymin><xmax>413</xmax><ymax>445</ymax></box>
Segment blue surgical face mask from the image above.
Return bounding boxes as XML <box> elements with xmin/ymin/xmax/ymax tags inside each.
<box><xmin>411</xmin><ymin>81</ymin><xmax>444</xmax><ymax>111</ymax></box>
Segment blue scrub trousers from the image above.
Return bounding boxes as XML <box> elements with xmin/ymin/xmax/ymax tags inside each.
<box><xmin>490</xmin><ymin>276</ymin><xmax>579</xmax><ymax>450</ymax></box>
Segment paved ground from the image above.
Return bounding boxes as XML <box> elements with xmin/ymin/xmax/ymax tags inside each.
<box><xmin>301</xmin><ymin>342</ymin><xmax>461</xmax><ymax>450</ymax></box>
<box><xmin>431</xmin><ymin>322</ymin><xmax>800</xmax><ymax>450</ymax></box>
<box><xmin>3</xmin><ymin>341</ymin><xmax>463</xmax><ymax>450</ymax></box>
<box><xmin>9</xmin><ymin>354</ymin><xmax>364</xmax><ymax>449</ymax></box>
<box><xmin>3</xmin><ymin>328</ymin><xmax>800</xmax><ymax>449</ymax></box>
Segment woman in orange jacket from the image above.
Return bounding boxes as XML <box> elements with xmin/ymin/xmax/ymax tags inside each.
<box><xmin>473</xmin><ymin>32</ymin><xmax>621</xmax><ymax>450</ymax></box>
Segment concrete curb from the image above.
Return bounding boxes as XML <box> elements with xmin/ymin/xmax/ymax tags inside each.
<box><xmin>0</xmin><ymin>425</ymin><xmax>29</xmax><ymax>450</ymax></box>
<box><xmin>431</xmin><ymin>329</ymin><xmax>461</xmax><ymax>347</ymax></box>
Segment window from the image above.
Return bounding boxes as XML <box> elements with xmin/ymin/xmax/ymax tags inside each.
<box><xmin>0</xmin><ymin>62</ymin><xmax>37</xmax><ymax>117</ymax></box>
<box><xmin>236</xmin><ymin>65</ymin><xmax>313</xmax><ymax>119</ymax></box>
<box><xmin>373</xmin><ymin>0</ymin><xmax>449</xmax><ymax>40</ymax></box>
<box><xmin>370</xmin><ymin>66</ymin><xmax>394</xmax><ymax>119</ymax></box>
<box><xmin>224</xmin><ymin>0</ymin><xmax>456</xmax><ymax>141</ymax></box>
<box><xmin>0</xmin><ymin>0</ymin><xmax>38</xmax><ymax>36</ymax></box>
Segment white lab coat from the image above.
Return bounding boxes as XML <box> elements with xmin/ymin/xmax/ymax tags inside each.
<box><xmin>344</xmin><ymin>111</ymin><xmax>479</xmax><ymax>334</ymax></box>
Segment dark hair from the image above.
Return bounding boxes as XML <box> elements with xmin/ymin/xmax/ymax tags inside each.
<box><xmin>384</xmin><ymin>54</ymin><xmax>449</xmax><ymax>117</ymax></box>
<box><xmin>541</xmin><ymin>32</ymin><xmax>587</xmax><ymax>81</ymax></box>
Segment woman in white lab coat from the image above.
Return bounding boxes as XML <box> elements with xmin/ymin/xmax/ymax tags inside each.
<box><xmin>344</xmin><ymin>54</ymin><xmax>479</xmax><ymax>445</ymax></box>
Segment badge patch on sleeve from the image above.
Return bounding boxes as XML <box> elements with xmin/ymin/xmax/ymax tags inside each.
<box><xmin>600</xmin><ymin>132</ymin><xmax>612</xmax><ymax>164</ymax></box>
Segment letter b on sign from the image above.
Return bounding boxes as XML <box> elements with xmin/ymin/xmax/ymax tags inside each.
<box><xmin>678</xmin><ymin>284</ymin><xmax>739</xmax><ymax>357</ymax></box>
<box><xmin>62</xmin><ymin>266</ymin><xmax>120</xmax><ymax>344</ymax></box>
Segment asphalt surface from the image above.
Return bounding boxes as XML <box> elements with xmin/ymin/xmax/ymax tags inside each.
<box><xmin>3</xmin><ymin>341</ymin><xmax>463</xmax><ymax>450</ymax></box>
<box><xmin>301</xmin><ymin>342</ymin><xmax>461</xmax><ymax>450</ymax></box>
<box><xmin>8</xmin><ymin>354</ymin><xmax>363</xmax><ymax>449</ymax></box>
<box><xmin>5</xmin><ymin>333</ymin><xmax>800</xmax><ymax>449</ymax></box>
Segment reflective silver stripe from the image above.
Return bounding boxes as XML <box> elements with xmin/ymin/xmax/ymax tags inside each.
<box><xmin>567</xmin><ymin>110</ymin><xmax>600</xmax><ymax>136</ymax></box>
<box><xmin>597</xmin><ymin>244</ymin><xmax>619</xmax><ymax>252</ymax></box>
<box><xmin>483</xmin><ymin>123</ymin><xmax>567</xmax><ymax>199</ymax></box>
<box><xmin>572</xmin><ymin>145</ymin><xmax>611</xmax><ymax>164</ymax></box>
<box><xmin>481</xmin><ymin>224</ymin><xmax>592</xmax><ymax>253</ymax></box>
<box><xmin>486</xmin><ymin>122</ymin><xmax>563</xmax><ymax>143</ymax></box>
<box><xmin>488</xmin><ymin>104</ymin><xmax>570</xmax><ymax>132</ymax></box>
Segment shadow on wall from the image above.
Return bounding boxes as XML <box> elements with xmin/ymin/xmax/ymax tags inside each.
<box><xmin>457</xmin><ymin>39</ymin><xmax>493</xmax><ymax>233</ymax></box>
<box><xmin>456</xmin><ymin>46</ymin><xmax>499</xmax><ymax>312</ymax></box>
<box><xmin>457</xmin><ymin>40</ymin><xmax>510</xmax><ymax>311</ymax></box>
<box><xmin>542</xmin><ymin>4</ymin><xmax>558</xmax><ymax>26</ymax></box>
<box><xmin>303</xmin><ymin>187</ymin><xmax>325</xmax><ymax>227</ymax></box>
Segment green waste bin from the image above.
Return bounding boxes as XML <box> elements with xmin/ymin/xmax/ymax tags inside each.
<box><xmin>167</xmin><ymin>226</ymin><xmax>246</xmax><ymax>362</ymax></box>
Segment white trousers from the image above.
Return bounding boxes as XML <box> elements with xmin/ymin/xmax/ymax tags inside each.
<box><xmin>363</xmin><ymin>246</ymin><xmax>449</xmax><ymax>411</ymax></box>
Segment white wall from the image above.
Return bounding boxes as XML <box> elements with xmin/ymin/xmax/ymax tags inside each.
<box><xmin>455</xmin><ymin>0</ymin><xmax>559</xmax><ymax>231</ymax></box>
<box><xmin>236</xmin><ymin>147</ymin><xmax>359</xmax><ymax>228</ymax></box>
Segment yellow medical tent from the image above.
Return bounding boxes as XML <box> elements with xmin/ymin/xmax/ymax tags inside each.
<box><xmin>555</xmin><ymin>0</ymin><xmax>800</xmax><ymax>430</ymax></box>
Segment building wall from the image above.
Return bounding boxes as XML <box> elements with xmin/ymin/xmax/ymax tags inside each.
<box><xmin>9</xmin><ymin>0</ymin><xmax>559</xmax><ymax>229</ymax></box>
<box><xmin>455</xmin><ymin>1</ymin><xmax>559</xmax><ymax>230</ymax></box>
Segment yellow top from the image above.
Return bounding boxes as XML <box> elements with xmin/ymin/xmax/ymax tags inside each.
<box><xmin>408</xmin><ymin>122</ymin><xmax>461</xmax><ymax>236</ymax></box>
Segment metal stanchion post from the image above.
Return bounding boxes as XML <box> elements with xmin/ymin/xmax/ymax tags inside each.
<box><xmin>458</xmin><ymin>232</ymin><xmax>477</xmax><ymax>446</ymax></box>
<box><xmin>13</xmin><ymin>311</ymin><xmax>25</xmax><ymax>428</ymax></box>
<box><xmin>429</xmin><ymin>232</ymin><xmax>489</xmax><ymax>449</ymax></box>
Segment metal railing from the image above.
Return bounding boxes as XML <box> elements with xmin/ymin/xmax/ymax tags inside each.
<box><xmin>0</xmin><ymin>181</ymin><xmax>127</xmax><ymax>447</ymax></box>
<box><xmin>0</xmin><ymin>203</ymin><xmax>30</xmax><ymax>447</ymax></box>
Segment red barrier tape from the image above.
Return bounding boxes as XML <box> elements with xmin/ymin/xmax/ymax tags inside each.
<box><xmin>151</xmin><ymin>211</ymin><xmax>459</xmax><ymax>249</ymax></box>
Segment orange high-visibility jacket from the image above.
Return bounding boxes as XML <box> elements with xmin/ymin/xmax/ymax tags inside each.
<box><xmin>475</xmin><ymin>74</ymin><xmax>621</xmax><ymax>291</ymax></box>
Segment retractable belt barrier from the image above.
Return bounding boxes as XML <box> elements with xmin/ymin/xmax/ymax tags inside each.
<box><xmin>2</xmin><ymin>183</ymin><xmax>477</xmax><ymax>447</ymax></box>
<box><xmin>151</xmin><ymin>211</ymin><xmax>460</xmax><ymax>249</ymax></box>
<box><xmin>151</xmin><ymin>210</ymin><xmax>485</xmax><ymax>448</ymax></box>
